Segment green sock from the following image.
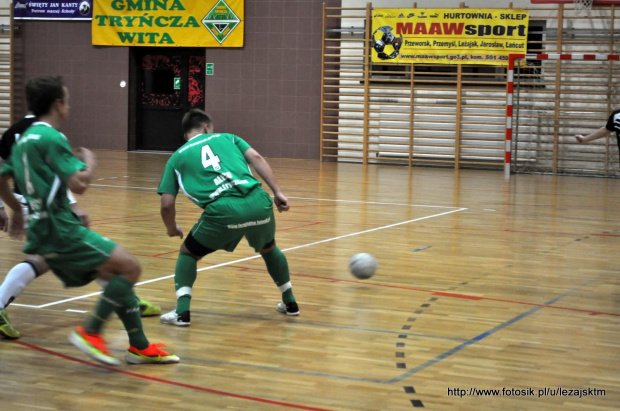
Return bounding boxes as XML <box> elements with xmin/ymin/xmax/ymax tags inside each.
<box><xmin>115</xmin><ymin>292</ymin><xmax>148</xmax><ymax>349</ymax></box>
<box><xmin>86</xmin><ymin>275</ymin><xmax>127</xmax><ymax>334</ymax></box>
<box><xmin>261</xmin><ymin>246</ymin><xmax>295</xmax><ymax>304</ymax></box>
<box><xmin>175</xmin><ymin>252</ymin><xmax>197</xmax><ymax>314</ymax></box>
<box><xmin>86</xmin><ymin>276</ymin><xmax>149</xmax><ymax>349</ymax></box>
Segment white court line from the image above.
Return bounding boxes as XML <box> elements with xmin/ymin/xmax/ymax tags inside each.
<box><xmin>33</xmin><ymin>207</ymin><xmax>467</xmax><ymax>309</ymax></box>
<box><xmin>91</xmin><ymin>183</ymin><xmax>158</xmax><ymax>191</ymax></box>
<box><xmin>34</xmin><ymin>291</ymin><xmax>106</xmax><ymax>308</ymax></box>
<box><xmin>288</xmin><ymin>196</ymin><xmax>459</xmax><ymax>209</ymax></box>
<box><xmin>90</xmin><ymin>184</ymin><xmax>460</xmax><ymax>210</ymax></box>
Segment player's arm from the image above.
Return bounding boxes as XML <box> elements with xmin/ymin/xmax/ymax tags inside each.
<box><xmin>160</xmin><ymin>193</ymin><xmax>183</xmax><ymax>238</ymax></box>
<box><xmin>0</xmin><ymin>205</ymin><xmax>7</xmax><ymax>232</ymax></box>
<box><xmin>0</xmin><ymin>194</ymin><xmax>7</xmax><ymax>232</ymax></box>
<box><xmin>575</xmin><ymin>126</ymin><xmax>612</xmax><ymax>144</ymax></box>
<box><xmin>65</xmin><ymin>147</ymin><xmax>97</xmax><ymax>195</ymax></box>
<box><xmin>243</xmin><ymin>148</ymin><xmax>289</xmax><ymax>213</ymax></box>
<box><xmin>0</xmin><ymin>127</ymin><xmax>14</xmax><ymax>160</ymax></box>
<box><xmin>0</xmin><ymin>175</ymin><xmax>24</xmax><ymax>237</ymax></box>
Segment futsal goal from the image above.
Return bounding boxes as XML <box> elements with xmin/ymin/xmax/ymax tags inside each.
<box><xmin>505</xmin><ymin>53</ymin><xmax>620</xmax><ymax>177</ymax></box>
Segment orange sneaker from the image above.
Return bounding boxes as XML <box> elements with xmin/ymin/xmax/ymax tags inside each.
<box><xmin>69</xmin><ymin>326</ymin><xmax>120</xmax><ymax>366</ymax></box>
<box><xmin>125</xmin><ymin>343</ymin><xmax>180</xmax><ymax>364</ymax></box>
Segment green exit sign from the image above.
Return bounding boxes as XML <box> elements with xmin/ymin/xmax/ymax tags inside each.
<box><xmin>174</xmin><ymin>77</ymin><xmax>181</xmax><ymax>90</ymax></box>
<box><xmin>206</xmin><ymin>63</ymin><xmax>214</xmax><ymax>75</ymax></box>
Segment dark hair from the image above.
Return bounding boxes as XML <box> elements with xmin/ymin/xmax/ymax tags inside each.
<box><xmin>181</xmin><ymin>109</ymin><xmax>212</xmax><ymax>134</ymax></box>
<box><xmin>26</xmin><ymin>76</ymin><xmax>65</xmax><ymax>117</ymax></box>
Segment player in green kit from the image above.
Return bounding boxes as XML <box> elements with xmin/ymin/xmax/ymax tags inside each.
<box><xmin>0</xmin><ymin>115</ymin><xmax>160</xmax><ymax>341</ymax></box>
<box><xmin>158</xmin><ymin>108</ymin><xmax>299</xmax><ymax>326</ymax></box>
<box><xmin>0</xmin><ymin>76</ymin><xmax>178</xmax><ymax>365</ymax></box>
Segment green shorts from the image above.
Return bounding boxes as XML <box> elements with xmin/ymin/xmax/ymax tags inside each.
<box><xmin>39</xmin><ymin>229</ymin><xmax>117</xmax><ymax>287</ymax></box>
<box><xmin>192</xmin><ymin>189</ymin><xmax>276</xmax><ymax>252</ymax></box>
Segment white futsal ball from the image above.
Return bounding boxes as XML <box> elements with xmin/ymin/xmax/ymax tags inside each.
<box><xmin>349</xmin><ymin>253</ymin><xmax>377</xmax><ymax>280</ymax></box>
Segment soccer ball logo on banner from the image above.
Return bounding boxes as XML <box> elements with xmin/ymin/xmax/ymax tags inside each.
<box><xmin>371</xmin><ymin>26</ymin><xmax>403</xmax><ymax>60</ymax></box>
<box><xmin>79</xmin><ymin>1</ymin><xmax>91</xmax><ymax>15</ymax></box>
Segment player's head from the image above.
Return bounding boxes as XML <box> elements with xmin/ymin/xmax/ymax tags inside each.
<box><xmin>182</xmin><ymin>108</ymin><xmax>213</xmax><ymax>139</ymax></box>
<box><xmin>26</xmin><ymin>76</ymin><xmax>69</xmax><ymax>120</ymax></box>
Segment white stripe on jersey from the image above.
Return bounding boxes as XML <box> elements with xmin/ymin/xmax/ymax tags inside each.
<box><xmin>174</xmin><ymin>169</ymin><xmax>200</xmax><ymax>204</ymax></box>
<box><xmin>47</xmin><ymin>175</ymin><xmax>61</xmax><ymax>206</ymax></box>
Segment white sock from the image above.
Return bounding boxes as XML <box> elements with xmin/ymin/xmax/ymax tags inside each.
<box><xmin>0</xmin><ymin>262</ymin><xmax>37</xmax><ymax>309</ymax></box>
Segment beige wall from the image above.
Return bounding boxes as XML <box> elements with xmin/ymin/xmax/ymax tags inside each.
<box><xmin>11</xmin><ymin>0</ymin><xmax>341</xmax><ymax>158</ymax></box>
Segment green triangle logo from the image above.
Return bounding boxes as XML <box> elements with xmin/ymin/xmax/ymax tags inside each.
<box><xmin>202</xmin><ymin>0</ymin><xmax>241</xmax><ymax>44</ymax></box>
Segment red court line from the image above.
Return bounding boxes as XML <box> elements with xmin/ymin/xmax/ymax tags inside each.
<box><xmin>286</xmin><ymin>273</ymin><xmax>620</xmax><ymax>318</ymax></box>
<box><xmin>14</xmin><ymin>340</ymin><xmax>331</xmax><ymax>411</ymax></box>
<box><xmin>130</xmin><ymin>258</ymin><xmax>620</xmax><ymax>318</ymax></box>
<box><xmin>416</xmin><ymin>224</ymin><xmax>593</xmax><ymax>237</ymax></box>
<box><xmin>432</xmin><ymin>291</ymin><xmax>619</xmax><ymax>316</ymax></box>
<box><xmin>149</xmin><ymin>251</ymin><xmax>180</xmax><ymax>258</ymax></box>
<box><xmin>280</xmin><ymin>221</ymin><xmax>323</xmax><ymax>231</ymax></box>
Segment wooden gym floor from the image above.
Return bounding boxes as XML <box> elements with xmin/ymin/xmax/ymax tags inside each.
<box><xmin>0</xmin><ymin>151</ymin><xmax>618</xmax><ymax>410</ymax></box>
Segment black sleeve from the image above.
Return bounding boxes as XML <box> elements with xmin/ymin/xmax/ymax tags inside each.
<box><xmin>0</xmin><ymin>116</ymin><xmax>37</xmax><ymax>160</ymax></box>
<box><xmin>0</xmin><ymin>126</ymin><xmax>17</xmax><ymax>160</ymax></box>
<box><xmin>606</xmin><ymin>109</ymin><xmax>620</xmax><ymax>132</ymax></box>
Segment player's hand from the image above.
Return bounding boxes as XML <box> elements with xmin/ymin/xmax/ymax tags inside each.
<box><xmin>77</xmin><ymin>147</ymin><xmax>97</xmax><ymax>169</ymax></box>
<box><xmin>274</xmin><ymin>192</ymin><xmax>289</xmax><ymax>213</ymax></box>
<box><xmin>167</xmin><ymin>225</ymin><xmax>183</xmax><ymax>239</ymax></box>
<box><xmin>575</xmin><ymin>135</ymin><xmax>586</xmax><ymax>144</ymax></box>
<box><xmin>0</xmin><ymin>208</ymin><xmax>8</xmax><ymax>232</ymax></box>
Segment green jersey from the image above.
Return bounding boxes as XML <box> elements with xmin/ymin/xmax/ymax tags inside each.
<box><xmin>0</xmin><ymin>122</ymin><xmax>86</xmax><ymax>254</ymax></box>
<box><xmin>158</xmin><ymin>133</ymin><xmax>262</xmax><ymax>208</ymax></box>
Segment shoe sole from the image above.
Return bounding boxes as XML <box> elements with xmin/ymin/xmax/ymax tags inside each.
<box><xmin>69</xmin><ymin>331</ymin><xmax>121</xmax><ymax>366</ymax></box>
<box><xmin>125</xmin><ymin>352</ymin><xmax>180</xmax><ymax>364</ymax></box>
<box><xmin>159</xmin><ymin>318</ymin><xmax>190</xmax><ymax>327</ymax></box>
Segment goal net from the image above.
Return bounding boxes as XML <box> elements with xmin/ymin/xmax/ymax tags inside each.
<box><xmin>506</xmin><ymin>53</ymin><xmax>620</xmax><ymax>177</ymax></box>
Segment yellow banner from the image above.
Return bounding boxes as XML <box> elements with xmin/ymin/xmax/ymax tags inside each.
<box><xmin>92</xmin><ymin>0</ymin><xmax>244</xmax><ymax>47</ymax></box>
<box><xmin>371</xmin><ymin>9</ymin><xmax>529</xmax><ymax>65</ymax></box>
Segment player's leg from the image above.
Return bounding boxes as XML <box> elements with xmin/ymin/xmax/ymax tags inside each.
<box><xmin>259</xmin><ymin>240</ymin><xmax>299</xmax><ymax>316</ymax></box>
<box><xmin>93</xmin><ymin>245</ymin><xmax>178</xmax><ymax>364</ymax></box>
<box><xmin>0</xmin><ymin>258</ymin><xmax>46</xmax><ymax>310</ymax></box>
<box><xmin>0</xmin><ymin>194</ymin><xmax>44</xmax><ymax>339</ymax></box>
<box><xmin>246</xmin><ymin>190</ymin><xmax>299</xmax><ymax>316</ymax></box>
<box><xmin>69</xmin><ymin>244</ymin><xmax>141</xmax><ymax>365</ymax></box>
<box><xmin>65</xmin><ymin>232</ymin><xmax>178</xmax><ymax>365</ymax></box>
<box><xmin>160</xmin><ymin>234</ymin><xmax>214</xmax><ymax>327</ymax></box>
<box><xmin>93</xmin><ymin>279</ymin><xmax>161</xmax><ymax>317</ymax></box>
<box><xmin>0</xmin><ymin>256</ymin><xmax>49</xmax><ymax>339</ymax></box>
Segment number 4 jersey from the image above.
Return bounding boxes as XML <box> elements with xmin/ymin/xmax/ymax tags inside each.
<box><xmin>158</xmin><ymin>133</ymin><xmax>262</xmax><ymax>208</ymax></box>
